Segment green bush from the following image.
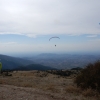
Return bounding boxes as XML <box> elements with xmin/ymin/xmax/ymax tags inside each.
<box><xmin>74</xmin><ymin>61</ymin><xmax>100</xmax><ymax>92</ymax></box>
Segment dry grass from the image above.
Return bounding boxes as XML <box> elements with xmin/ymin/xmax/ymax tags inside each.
<box><xmin>82</xmin><ymin>88</ymin><xmax>99</xmax><ymax>97</ymax></box>
<box><xmin>0</xmin><ymin>70</ymin><xmax>100</xmax><ymax>100</ymax></box>
<box><xmin>65</xmin><ymin>85</ymin><xmax>81</xmax><ymax>94</ymax></box>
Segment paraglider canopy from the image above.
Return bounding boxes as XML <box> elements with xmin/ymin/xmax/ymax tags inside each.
<box><xmin>49</xmin><ymin>36</ymin><xmax>60</xmax><ymax>41</ymax></box>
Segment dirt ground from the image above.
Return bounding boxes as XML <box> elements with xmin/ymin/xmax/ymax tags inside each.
<box><xmin>0</xmin><ymin>84</ymin><xmax>68</xmax><ymax>100</ymax></box>
<box><xmin>0</xmin><ymin>71</ymin><xmax>100</xmax><ymax>100</ymax></box>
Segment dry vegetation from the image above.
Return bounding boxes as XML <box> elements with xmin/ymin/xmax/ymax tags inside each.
<box><xmin>0</xmin><ymin>70</ymin><xmax>100</xmax><ymax>100</ymax></box>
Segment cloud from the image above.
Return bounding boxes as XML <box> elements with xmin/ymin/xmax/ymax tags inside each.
<box><xmin>0</xmin><ymin>0</ymin><xmax>100</xmax><ymax>37</ymax></box>
<box><xmin>87</xmin><ymin>35</ymin><xmax>97</xmax><ymax>38</ymax></box>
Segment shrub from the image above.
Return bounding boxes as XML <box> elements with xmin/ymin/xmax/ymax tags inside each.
<box><xmin>74</xmin><ymin>61</ymin><xmax>100</xmax><ymax>92</ymax></box>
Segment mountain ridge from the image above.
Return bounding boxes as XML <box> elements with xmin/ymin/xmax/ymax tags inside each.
<box><xmin>0</xmin><ymin>54</ymin><xmax>55</xmax><ymax>70</ymax></box>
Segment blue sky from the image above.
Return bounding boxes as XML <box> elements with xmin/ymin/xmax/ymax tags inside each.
<box><xmin>0</xmin><ymin>0</ymin><xmax>100</xmax><ymax>57</ymax></box>
<box><xmin>0</xmin><ymin>34</ymin><xmax>100</xmax><ymax>57</ymax></box>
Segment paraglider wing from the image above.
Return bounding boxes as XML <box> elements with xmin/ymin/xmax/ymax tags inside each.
<box><xmin>49</xmin><ymin>36</ymin><xmax>60</xmax><ymax>41</ymax></box>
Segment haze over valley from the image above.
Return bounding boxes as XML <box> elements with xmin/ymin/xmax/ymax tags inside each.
<box><xmin>0</xmin><ymin>53</ymin><xmax>100</xmax><ymax>70</ymax></box>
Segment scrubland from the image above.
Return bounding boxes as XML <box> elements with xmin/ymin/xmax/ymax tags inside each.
<box><xmin>0</xmin><ymin>70</ymin><xmax>100</xmax><ymax>100</ymax></box>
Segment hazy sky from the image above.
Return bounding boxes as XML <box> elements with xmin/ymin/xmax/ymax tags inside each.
<box><xmin>0</xmin><ymin>0</ymin><xmax>100</xmax><ymax>56</ymax></box>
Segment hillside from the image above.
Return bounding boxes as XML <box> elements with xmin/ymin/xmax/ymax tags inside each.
<box><xmin>0</xmin><ymin>54</ymin><xmax>56</xmax><ymax>70</ymax></box>
<box><xmin>14</xmin><ymin>64</ymin><xmax>57</xmax><ymax>71</ymax></box>
<box><xmin>0</xmin><ymin>71</ymin><xmax>99</xmax><ymax>100</ymax></box>
<box><xmin>0</xmin><ymin>54</ymin><xmax>34</xmax><ymax>70</ymax></box>
<box><xmin>1</xmin><ymin>53</ymin><xmax>100</xmax><ymax>70</ymax></box>
<box><xmin>24</xmin><ymin>53</ymin><xmax>100</xmax><ymax>69</ymax></box>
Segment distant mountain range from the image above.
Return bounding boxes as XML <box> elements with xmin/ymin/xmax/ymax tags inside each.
<box><xmin>0</xmin><ymin>54</ymin><xmax>56</xmax><ymax>71</ymax></box>
<box><xmin>23</xmin><ymin>53</ymin><xmax>100</xmax><ymax>69</ymax></box>
<box><xmin>0</xmin><ymin>53</ymin><xmax>100</xmax><ymax>70</ymax></box>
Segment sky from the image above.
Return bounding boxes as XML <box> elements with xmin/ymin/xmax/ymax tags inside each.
<box><xmin>0</xmin><ymin>0</ymin><xmax>100</xmax><ymax>57</ymax></box>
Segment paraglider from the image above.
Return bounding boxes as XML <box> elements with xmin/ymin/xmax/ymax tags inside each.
<box><xmin>49</xmin><ymin>36</ymin><xmax>60</xmax><ymax>47</ymax></box>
